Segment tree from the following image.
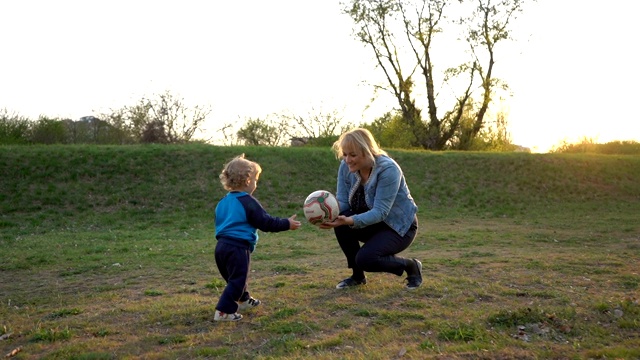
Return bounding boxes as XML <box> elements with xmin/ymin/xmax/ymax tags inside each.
<box><xmin>104</xmin><ymin>91</ymin><xmax>211</xmax><ymax>144</ymax></box>
<box><xmin>63</xmin><ymin>116</ymin><xmax>125</xmax><ymax>144</ymax></box>
<box><xmin>449</xmin><ymin>107</ymin><xmax>518</xmax><ymax>151</ymax></box>
<box><xmin>141</xmin><ymin>120</ymin><xmax>169</xmax><ymax>144</ymax></box>
<box><xmin>344</xmin><ymin>0</ymin><xmax>526</xmax><ymax>150</ymax></box>
<box><xmin>362</xmin><ymin>111</ymin><xmax>414</xmax><ymax>148</ymax></box>
<box><xmin>146</xmin><ymin>91</ymin><xmax>210</xmax><ymax>143</ymax></box>
<box><xmin>282</xmin><ymin>108</ymin><xmax>353</xmax><ymax>146</ymax></box>
<box><xmin>92</xmin><ymin>112</ymin><xmax>134</xmax><ymax>144</ymax></box>
<box><xmin>236</xmin><ymin>117</ymin><xmax>287</xmax><ymax>146</ymax></box>
<box><xmin>217</xmin><ymin>121</ymin><xmax>240</xmax><ymax>146</ymax></box>
<box><xmin>234</xmin><ymin>108</ymin><xmax>352</xmax><ymax>147</ymax></box>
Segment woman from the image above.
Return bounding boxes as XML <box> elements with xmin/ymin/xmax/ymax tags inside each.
<box><xmin>320</xmin><ymin>128</ymin><xmax>422</xmax><ymax>290</ymax></box>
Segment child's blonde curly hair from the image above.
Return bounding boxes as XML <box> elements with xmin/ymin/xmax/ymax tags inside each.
<box><xmin>219</xmin><ymin>154</ymin><xmax>262</xmax><ymax>191</ymax></box>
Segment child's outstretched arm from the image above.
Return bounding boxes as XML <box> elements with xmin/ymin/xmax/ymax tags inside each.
<box><xmin>239</xmin><ymin>194</ymin><xmax>300</xmax><ymax>233</ymax></box>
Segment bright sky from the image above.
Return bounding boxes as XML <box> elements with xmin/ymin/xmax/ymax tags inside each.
<box><xmin>1</xmin><ymin>0</ymin><xmax>639</xmax><ymax>152</ymax></box>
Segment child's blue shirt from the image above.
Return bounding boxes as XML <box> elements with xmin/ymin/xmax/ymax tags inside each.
<box><xmin>215</xmin><ymin>191</ymin><xmax>290</xmax><ymax>252</ymax></box>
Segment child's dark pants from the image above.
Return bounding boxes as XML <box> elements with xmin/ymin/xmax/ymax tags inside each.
<box><xmin>214</xmin><ymin>241</ymin><xmax>252</xmax><ymax>314</ymax></box>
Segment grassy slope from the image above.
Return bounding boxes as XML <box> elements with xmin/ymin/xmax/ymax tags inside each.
<box><xmin>2</xmin><ymin>144</ymin><xmax>638</xmax><ymax>230</ymax></box>
<box><xmin>1</xmin><ymin>144</ymin><xmax>639</xmax><ymax>359</ymax></box>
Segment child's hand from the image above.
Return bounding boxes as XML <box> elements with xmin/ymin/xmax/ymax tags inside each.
<box><xmin>288</xmin><ymin>214</ymin><xmax>302</xmax><ymax>230</ymax></box>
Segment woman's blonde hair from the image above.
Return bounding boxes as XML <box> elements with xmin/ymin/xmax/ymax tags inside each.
<box><xmin>332</xmin><ymin>128</ymin><xmax>387</xmax><ymax>164</ymax></box>
<box><xmin>219</xmin><ymin>154</ymin><xmax>262</xmax><ymax>191</ymax></box>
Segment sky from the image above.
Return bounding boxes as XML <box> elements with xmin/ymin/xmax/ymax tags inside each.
<box><xmin>1</xmin><ymin>0</ymin><xmax>639</xmax><ymax>152</ymax></box>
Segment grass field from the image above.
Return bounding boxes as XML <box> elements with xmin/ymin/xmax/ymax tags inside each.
<box><xmin>1</xmin><ymin>144</ymin><xmax>639</xmax><ymax>359</ymax></box>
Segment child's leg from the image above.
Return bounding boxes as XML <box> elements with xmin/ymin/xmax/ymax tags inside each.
<box><xmin>214</xmin><ymin>242</ymin><xmax>250</xmax><ymax>314</ymax></box>
<box><xmin>214</xmin><ymin>242</ymin><xmax>230</xmax><ymax>282</ymax></box>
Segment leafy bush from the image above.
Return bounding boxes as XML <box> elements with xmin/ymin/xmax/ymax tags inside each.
<box><xmin>30</xmin><ymin>116</ymin><xmax>68</xmax><ymax>144</ymax></box>
<box><xmin>0</xmin><ymin>109</ymin><xmax>31</xmax><ymax>144</ymax></box>
<box><xmin>552</xmin><ymin>138</ymin><xmax>640</xmax><ymax>154</ymax></box>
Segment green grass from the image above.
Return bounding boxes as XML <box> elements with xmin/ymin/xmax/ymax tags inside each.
<box><xmin>1</xmin><ymin>144</ymin><xmax>639</xmax><ymax>359</ymax></box>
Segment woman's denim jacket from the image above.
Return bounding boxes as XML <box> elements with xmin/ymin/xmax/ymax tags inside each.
<box><xmin>335</xmin><ymin>155</ymin><xmax>418</xmax><ymax>236</ymax></box>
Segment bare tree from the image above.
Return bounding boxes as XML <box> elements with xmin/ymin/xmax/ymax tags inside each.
<box><xmin>104</xmin><ymin>91</ymin><xmax>211</xmax><ymax>144</ymax></box>
<box><xmin>456</xmin><ymin>0</ymin><xmax>522</xmax><ymax>149</ymax></box>
<box><xmin>281</xmin><ymin>107</ymin><xmax>352</xmax><ymax>146</ymax></box>
<box><xmin>146</xmin><ymin>91</ymin><xmax>211</xmax><ymax>143</ymax></box>
<box><xmin>218</xmin><ymin>122</ymin><xmax>239</xmax><ymax>146</ymax></box>
<box><xmin>344</xmin><ymin>0</ymin><xmax>527</xmax><ymax>150</ymax></box>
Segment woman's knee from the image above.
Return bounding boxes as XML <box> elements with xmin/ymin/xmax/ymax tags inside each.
<box><xmin>354</xmin><ymin>251</ymin><xmax>378</xmax><ymax>271</ymax></box>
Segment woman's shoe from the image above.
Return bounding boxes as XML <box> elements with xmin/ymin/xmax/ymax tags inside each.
<box><xmin>336</xmin><ymin>277</ymin><xmax>367</xmax><ymax>289</ymax></box>
<box><xmin>405</xmin><ymin>259</ymin><xmax>423</xmax><ymax>289</ymax></box>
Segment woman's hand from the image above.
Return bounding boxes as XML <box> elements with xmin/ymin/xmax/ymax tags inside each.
<box><xmin>318</xmin><ymin>215</ymin><xmax>353</xmax><ymax>229</ymax></box>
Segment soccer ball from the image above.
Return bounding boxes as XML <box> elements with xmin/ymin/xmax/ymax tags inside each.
<box><xmin>303</xmin><ymin>190</ymin><xmax>340</xmax><ymax>225</ymax></box>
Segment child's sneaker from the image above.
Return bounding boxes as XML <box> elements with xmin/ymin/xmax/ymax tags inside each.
<box><xmin>214</xmin><ymin>310</ymin><xmax>242</xmax><ymax>321</ymax></box>
<box><xmin>238</xmin><ymin>297</ymin><xmax>261</xmax><ymax>311</ymax></box>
